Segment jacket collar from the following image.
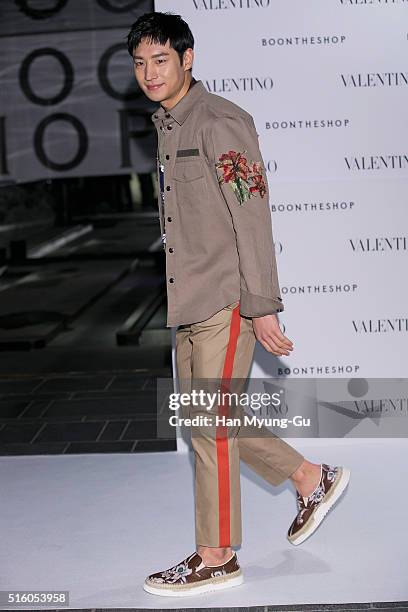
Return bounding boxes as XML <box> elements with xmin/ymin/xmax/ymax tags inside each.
<box><xmin>151</xmin><ymin>78</ymin><xmax>206</xmax><ymax>126</ymax></box>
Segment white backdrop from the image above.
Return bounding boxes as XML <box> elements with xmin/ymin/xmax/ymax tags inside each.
<box><xmin>155</xmin><ymin>0</ymin><xmax>408</xmax><ymax>388</ymax></box>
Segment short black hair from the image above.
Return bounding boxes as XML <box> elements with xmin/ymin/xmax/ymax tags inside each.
<box><xmin>126</xmin><ymin>11</ymin><xmax>194</xmax><ymax>67</ymax></box>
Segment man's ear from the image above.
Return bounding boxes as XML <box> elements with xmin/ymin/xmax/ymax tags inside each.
<box><xmin>183</xmin><ymin>48</ymin><xmax>194</xmax><ymax>72</ymax></box>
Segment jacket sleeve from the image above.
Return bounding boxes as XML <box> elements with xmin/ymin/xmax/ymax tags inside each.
<box><xmin>207</xmin><ymin>113</ymin><xmax>284</xmax><ymax>317</ymax></box>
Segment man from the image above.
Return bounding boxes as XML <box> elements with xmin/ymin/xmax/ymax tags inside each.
<box><xmin>127</xmin><ymin>12</ymin><xmax>351</xmax><ymax>597</ymax></box>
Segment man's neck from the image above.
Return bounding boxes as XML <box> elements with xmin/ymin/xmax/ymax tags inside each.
<box><xmin>161</xmin><ymin>75</ymin><xmax>196</xmax><ymax>111</ymax></box>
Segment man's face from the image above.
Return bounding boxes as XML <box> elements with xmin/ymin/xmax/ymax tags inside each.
<box><xmin>132</xmin><ymin>37</ymin><xmax>193</xmax><ymax>106</ymax></box>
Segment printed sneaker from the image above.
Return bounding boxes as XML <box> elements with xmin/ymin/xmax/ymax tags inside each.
<box><xmin>287</xmin><ymin>463</ymin><xmax>351</xmax><ymax>546</ymax></box>
<box><xmin>143</xmin><ymin>551</ymin><xmax>243</xmax><ymax>597</ymax></box>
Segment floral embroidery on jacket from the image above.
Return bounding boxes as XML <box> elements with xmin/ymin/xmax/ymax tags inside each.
<box><xmin>215</xmin><ymin>150</ymin><xmax>267</xmax><ymax>205</ymax></box>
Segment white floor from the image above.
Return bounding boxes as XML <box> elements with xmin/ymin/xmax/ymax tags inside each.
<box><xmin>1</xmin><ymin>438</ymin><xmax>407</xmax><ymax>609</ymax></box>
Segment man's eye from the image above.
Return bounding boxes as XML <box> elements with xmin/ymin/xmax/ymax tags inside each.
<box><xmin>157</xmin><ymin>59</ymin><xmax>166</xmax><ymax>64</ymax></box>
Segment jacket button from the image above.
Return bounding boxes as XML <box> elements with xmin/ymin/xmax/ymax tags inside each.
<box><xmin>165</xmin><ymin>154</ymin><xmax>170</xmax><ymax>160</ymax></box>
<box><xmin>168</xmin><ymin>247</ymin><xmax>174</xmax><ymax>253</ymax></box>
<box><xmin>166</xmin><ymin>186</ymin><xmax>171</xmax><ymax>191</ymax></box>
<box><xmin>165</xmin><ymin>113</ymin><xmax>170</xmax><ymax>118</ymax></box>
<box><xmin>167</xmin><ymin>216</ymin><xmax>172</xmax><ymax>222</ymax></box>
<box><xmin>169</xmin><ymin>277</ymin><xmax>175</xmax><ymax>283</ymax></box>
<box><xmin>167</xmin><ymin>125</ymin><xmax>172</xmax><ymax>130</ymax></box>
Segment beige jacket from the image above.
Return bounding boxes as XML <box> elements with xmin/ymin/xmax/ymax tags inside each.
<box><xmin>151</xmin><ymin>79</ymin><xmax>284</xmax><ymax>328</ymax></box>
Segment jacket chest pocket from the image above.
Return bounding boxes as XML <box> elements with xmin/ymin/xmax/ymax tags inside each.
<box><xmin>173</xmin><ymin>160</ymin><xmax>204</xmax><ymax>182</ymax></box>
<box><xmin>173</xmin><ymin>160</ymin><xmax>205</xmax><ymax>204</ymax></box>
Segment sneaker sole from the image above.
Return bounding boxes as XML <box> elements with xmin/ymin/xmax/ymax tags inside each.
<box><xmin>143</xmin><ymin>570</ymin><xmax>244</xmax><ymax>597</ymax></box>
<box><xmin>287</xmin><ymin>466</ymin><xmax>351</xmax><ymax>546</ymax></box>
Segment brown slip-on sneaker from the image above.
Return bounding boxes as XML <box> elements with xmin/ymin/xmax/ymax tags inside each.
<box><xmin>287</xmin><ymin>463</ymin><xmax>351</xmax><ymax>546</ymax></box>
<box><xmin>143</xmin><ymin>551</ymin><xmax>243</xmax><ymax>597</ymax></box>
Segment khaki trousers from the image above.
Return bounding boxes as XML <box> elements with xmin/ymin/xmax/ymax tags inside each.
<box><xmin>175</xmin><ymin>300</ymin><xmax>305</xmax><ymax>547</ymax></box>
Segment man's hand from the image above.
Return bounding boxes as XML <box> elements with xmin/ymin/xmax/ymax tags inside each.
<box><xmin>252</xmin><ymin>313</ymin><xmax>293</xmax><ymax>356</ymax></box>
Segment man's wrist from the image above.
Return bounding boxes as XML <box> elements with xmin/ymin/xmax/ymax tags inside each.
<box><xmin>240</xmin><ymin>288</ymin><xmax>284</xmax><ymax>318</ymax></box>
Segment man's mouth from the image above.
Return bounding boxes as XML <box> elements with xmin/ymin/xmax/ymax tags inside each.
<box><xmin>146</xmin><ymin>84</ymin><xmax>164</xmax><ymax>91</ymax></box>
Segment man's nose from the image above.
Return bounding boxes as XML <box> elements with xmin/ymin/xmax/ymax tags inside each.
<box><xmin>145</xmin><ymin>63</ymin><xmax>158</xmax><ymax>81</ymax></box>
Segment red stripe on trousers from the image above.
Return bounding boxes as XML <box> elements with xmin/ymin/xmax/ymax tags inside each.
<box><xmin>216</xmin><ymin>302</ymin><xmax>241</xmax><ymax>547</ymax></box>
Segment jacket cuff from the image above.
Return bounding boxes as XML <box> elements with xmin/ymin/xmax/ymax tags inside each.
<box><xmin>239</xmin><ymin>289</ymin><xmax>284</xmax><ymax>318</ymax></box>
